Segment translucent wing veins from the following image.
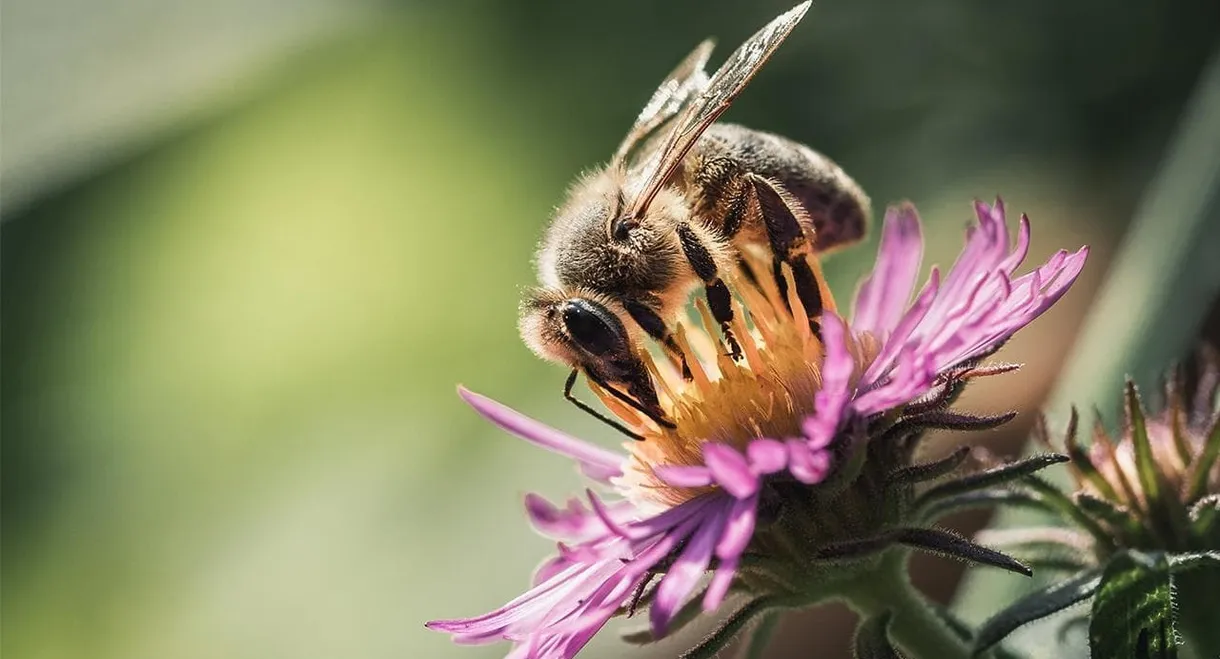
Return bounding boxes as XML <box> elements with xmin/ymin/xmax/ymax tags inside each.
<box><xmin>612</xmin><ymin>39</ymin><xmax>716</xmax><ymax>166</ymax></box>
<box><xmin>624</xmin><ymin>1</ymin><xmax>812</xmax><ymax>219</ymax></box>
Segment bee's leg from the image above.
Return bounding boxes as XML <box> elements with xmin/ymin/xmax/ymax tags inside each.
<box><xmin>735</xmin><ymin>254</ymin><xmax>762</xmax><ymax>291</ymax></box>
<box><xmin>748</xmin><ymin>174</ymin><xmax>825</xmax><ymax>338</ymax></box>
<box><xmin>563</xmin><ymin>370</ymin><xmax>643</xmax><ymax>440</ymax></box>
<box><xmin>693</xmin><ymin>156</ymin><xmax>753</xmax><ymax>267</ymax></box>
<box><xmin>771</xmin><ymin>258</ymin><xmax>791</xmax><ymax>314</ymax></box>
<box><xmin>624</xmin><ymin>301</ymin><xmax>693</xmax><ymax>380</ymax></box>
<box><xmin>675</xmin><ymin>223</ymin><xmax>742</xmax><ymax>360</ymax></box>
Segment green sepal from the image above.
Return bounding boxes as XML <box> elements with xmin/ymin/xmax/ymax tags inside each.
<box><xmin>915</xmin><ymin>487</ymin><xmax>1055</xmax><ymax>523</ymax></box>
<box><xmin>895</xmin><ymin>527</ymin><xmax>1032</xmax><ymax>577</ymax></box>
<box><xmin>1125</xmin><ymin>381</ymin><xmax>1164</xmax><ymax>509</ymax></box>
<box><xmin>888</xmin><ymin>446</ymin><xmax>972</xmax><ymax>486</ymax></box>
<box><xmin>1058</xmin><ymin>408</ymin><xmax>1121</xmax><ymax>501</ymax></box>
<box><xmin>1089</xmin><ymin>550</ymin><xmax>1179</xmax><ymax>659</ymax></box>
<box><xmin>972</xmin><ymin>566</ymin><xmax>1102</xmax><ymax>655</ymax></box>
<box><xmin>914</xmin><ymin>454</ymin><xmax>1068</xmax><ymax>511</ymax></box>
<box><xmin>1186</xmin><ymin>414</ymin><xmax>1220</xmax><ymax>502</ymax></box>
<box><xmin>1075</xmin><ymin>491</ymin><xmax>1141</xmax><ymax>539</ymax></box>
<box><xmin>854</xmin><ymin>610</ymin><xmax>906</xmax><ymax>659</ymax></box>
<box><xmin>972</xmin><ymin>527</ymin><xmax>1093</xmax><ymax>572</ymax></box>
<box><xmin>1022</xmin><ymin>475</ymin><xmax>1117</xmax><ymax>553</ymax></box>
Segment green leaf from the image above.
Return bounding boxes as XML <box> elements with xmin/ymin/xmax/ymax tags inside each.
<box><xmin>1167</xmin><ymin>551</ymin><xmax>1220</xmax><ymax>573</ymax></box>
<box><xmin>854</xmin><ymin>611</ymin><xmax>906</xmax><ymax>659</ymax></box>
<box><xmin>1090</xmin><ymin>550</ymin><xmax>1179</xmax><ymax>659</ymax></box>
<box><xmin>973</xmin><ymin>566</ymin><xmax>1103</xmax><ymax>655</ymax></box>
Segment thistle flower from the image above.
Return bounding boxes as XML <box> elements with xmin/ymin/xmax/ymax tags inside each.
<box><xmin>427</xmin><ymin>199</ymin><xmax>1088</xmax><ymax>659</ymax></box>
<box><xmin>1054</xmin><ymin>360</ymin><xmax>1220</xmax><ymax>554</ymax></box>
<box><xmin>974</xmin><ymin>353</ymin><xmax>1220</xmax><ymax>657</ymax></box>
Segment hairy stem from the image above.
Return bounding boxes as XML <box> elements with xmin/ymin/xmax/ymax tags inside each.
<box><xmin>840</xmin><ymin>551</ymin><xmax>972</xmax><ymax>659</ymax></box>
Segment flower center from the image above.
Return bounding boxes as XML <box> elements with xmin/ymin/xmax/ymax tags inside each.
<box><xmin>591</xmin><ymin>255</ymin><xmax>880</xmax><ymax>509</ymax></box>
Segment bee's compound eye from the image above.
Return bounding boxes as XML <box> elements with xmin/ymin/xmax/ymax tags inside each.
<box><xmin>561</xmin><ymin>299</ymin><xmax>623</xmax><ymax>357</ymax></box>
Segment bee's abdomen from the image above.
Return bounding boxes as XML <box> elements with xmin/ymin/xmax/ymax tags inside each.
<box><xmin>692</xmin><ymin>123</ymin><xmax>870</xmax><ymax>252</ymax></box>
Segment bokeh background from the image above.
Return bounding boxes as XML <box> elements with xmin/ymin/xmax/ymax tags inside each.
<box><xmin>4</xmin><ymin>1</ymin><xmax>1219</xmax><ymax>658</ymax></box>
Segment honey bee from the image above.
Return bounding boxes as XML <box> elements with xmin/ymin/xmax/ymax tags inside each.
<box><xmin>519</xmin><ymin>2</ymin><xmax>871</xmax><ymax>439</ymax></box>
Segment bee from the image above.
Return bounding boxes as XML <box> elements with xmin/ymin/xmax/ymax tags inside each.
<box><xmin>519</xmin><ymin>2</ymin><xmax>871</xmax><ymax>439</ymax></box>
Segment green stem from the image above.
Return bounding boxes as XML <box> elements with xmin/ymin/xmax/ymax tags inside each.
<box><xmin>840</xmin><ymin>551</ymin><xmax>973</xmax><ymax>659</ymax></box>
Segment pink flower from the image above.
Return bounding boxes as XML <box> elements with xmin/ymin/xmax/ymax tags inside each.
<box><xmin>427</xmin><ymin>199</ymin><xmax>1088</xmax><ymax>658</ymax></box>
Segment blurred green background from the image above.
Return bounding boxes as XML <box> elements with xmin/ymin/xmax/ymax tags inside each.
<box><xmin>3</xmin><ymin>1</ymin><xmax>1218</xmax><ymax>658</ymax></box>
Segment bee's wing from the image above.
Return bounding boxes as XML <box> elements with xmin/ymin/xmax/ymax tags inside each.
<box><xmin>624</xmin><ymin>1</ymin><xmax>810</xmax><ymax>219</ymax></box>
<box><xmin>611</xmin><ymin>39</ymin><xmax>716</xmax><ymax>166</ymax></box>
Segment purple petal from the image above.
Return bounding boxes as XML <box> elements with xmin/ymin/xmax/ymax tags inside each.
<box><xmin>746</xmin><ymin>439</ymin><xmax>788</xmax><ymax>474</ymax></box>
<box><xmin>787</xmin><ymin>440</ymin><xmax>832</xmax><ymax>484</ymax></box>
<box><xmin>861</xmin><ymin>268</ymin><xmax>940</xmax><ymax>387</ymax></box>
<box><xmin>851</xmin><ymin>203</ymin><xmax>924</xmax><ymax>336</ymax></box>
<box><xmin>649</xmin><ymin>504</ymin><xmax>727</xmax><ymax>635</ymax></box>
<box><xmin>852</xmin><ymin>202</ymin><xmax>1088</xmax><ymax>416</ymax></box>
<box><xmin>621</xmin><ymin>493</ymin><xmax>716</xmax><ymax>540</ymax></box>
<box><xmin>803</xmin><ymin>312</ymin><xmax>853</xmax><ymax>449</ymax></box>
<box><xmin>427</xmin><ymin>560</ymin><xmax>608</xmax><ymax>636</ymax></box>
<box><xmin>854</xmin><ymin>347</ymin><xmax>937</xmax><ymax>415</ymax></box>
<box><xmin>585</xmin><ymin>490</ymin><xmax>631</xmax><ymax>539</ymax></box>
<box><xmin>524</xmin><ymin>494</ymin><xmax>600</xmax><ymax>540</ymax></box>
<box><xmin>715</xmin><ymin>495</ymin><xmax>759</xmax><ymax>560</ymax></box>
<box><xmin>531</xmin><ymin>553</ymin><xmax>570</xmax><ymax>586</ymax></box>
<box><xmin>703</xmin><ymin>555</ymin><xmax>739</xmax><ymax>612</ymax></box>
<box><xmin>459</xmin><ymin>387</ymin><xmax>623</xmax><ymax>482</ymax></box>
<box><xmin>997</xmin><ymin>213</ymin><xmax>1031</xmax><ymax>275</ymax></box>
<box><xmin>698</xmin><ymin>469</ymin><xmax>760</xmax><ymax>611</ymax></box>
<box><xmin>702</xmin><ymin>443</ymin><xmax>759</xmax><ymax>499</ymax></box>
<box><xmin>654</xmin><ymin>464</ymin><xmax>714</xmax><ymax>488</ymax></box>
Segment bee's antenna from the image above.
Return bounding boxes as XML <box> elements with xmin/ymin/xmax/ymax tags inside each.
<box><xmin>564</xmin><ymin>370</ymin><xmax>645</xmax><ymax>441</ymax></box>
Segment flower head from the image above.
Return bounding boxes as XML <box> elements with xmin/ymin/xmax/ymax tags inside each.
<box><xmin>1031</xmin><ymin>352</ymin><xmax>1220</xmax><ymax>558</ymax></box>
<box><xmin>972</xmin><ymin>353</ymin><xmax>1220</xmax><ymax>657</ymax></box>
<box><xmin>427</xmin><ymin>199</ymin><xmax>1088</xmax><ymax>658</ymax></box>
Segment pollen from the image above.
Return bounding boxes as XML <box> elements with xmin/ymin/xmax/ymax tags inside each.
<box><xmin>591</xmin><ymin>254</ymin><xmax>881</xmax><ymax>509</ymax></box>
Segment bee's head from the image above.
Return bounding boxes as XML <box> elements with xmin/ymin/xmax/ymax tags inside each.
<box><xmin>519</xmin><ymin>288</ymin><xmax>634</xmax><ymax>371</ymax></box>
<box><xmin>519</xmin><ymin>287</ymin><xmax>661</xmax><ymax>412</ymax></box>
